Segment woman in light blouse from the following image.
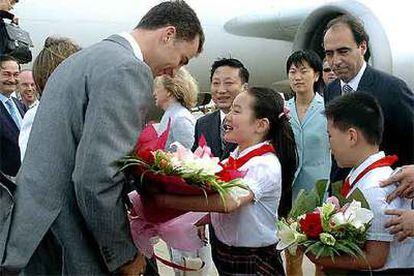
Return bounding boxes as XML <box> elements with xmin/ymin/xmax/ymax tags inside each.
<box><xmin>285</xmin><ymin>50</ymin><xmax>331</xmax><ymax>275</ymax></box>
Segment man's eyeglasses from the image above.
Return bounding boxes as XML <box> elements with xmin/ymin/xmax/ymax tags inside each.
<box><xmin>323</xmin><ymin>68</ymin><xmax>332</xmax><ymax>73</ymax></box>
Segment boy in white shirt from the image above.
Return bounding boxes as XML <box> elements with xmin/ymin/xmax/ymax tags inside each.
<box><xmin>307</xmin><ymin>92</ymin><xmax>414</xmax><ymax>275</ymax></box>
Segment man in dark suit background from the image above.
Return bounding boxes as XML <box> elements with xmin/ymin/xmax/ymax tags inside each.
<box><xmin>192</xmin><ymin>58</ymin><xmax>249</xmax><ymax>160</ymax></box>
<box><xmin>0</xmin><ymin>54</ymin><xmax>25</xmax><ymax>177</ymax></box>
<box><xmin>323</xmin><ymin>15</ymin><xmax>414</xmax><ymax>183</ymax></box>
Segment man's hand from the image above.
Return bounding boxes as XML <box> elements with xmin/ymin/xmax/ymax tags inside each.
<box><xmin>118</xmin><ymin>253</ymin><xmax>146</xmax><ymax>275</ymax></box>
<box><xmin>380</xmin><ymin>165</ymin><xmax>414</xmax><ymax>202</ymax></box>
<box><xmin>385</xmin><ymin>209</ymin><xmax>414</xmax><ymax>242</ymax></box>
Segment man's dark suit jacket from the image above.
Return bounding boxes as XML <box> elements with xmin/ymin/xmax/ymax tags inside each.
<box><xmin>0</xmin><ymin>97</ymin><xmax>26</xmax><ymax>176</ymax></box>
<box><xmin>324</xmin><ymin>65</ymin><xmax>414</xmax><ymax>182</ymax></box>
<box><xmin>192</xmin><ymin>110</ymin><xmax>236</xmax><ymax>160</ymax></box>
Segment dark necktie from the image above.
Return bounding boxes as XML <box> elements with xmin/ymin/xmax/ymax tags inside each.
<box><xmin>342</xmin><ymin>84</ymin><xmax>354</xmax><ymax>95</ymax></box>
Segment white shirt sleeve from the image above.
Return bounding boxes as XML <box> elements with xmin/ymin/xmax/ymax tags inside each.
<box><xmin>242</xmin><ymin>155</ymin><xmax>281</xmax><ymax>201</ymax></box>
<box><xmin>364</xmin><ymin>185</ymin><xmax>396</xmax><ymax>242</ymax></box>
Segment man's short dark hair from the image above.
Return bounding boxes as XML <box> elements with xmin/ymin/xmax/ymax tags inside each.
<box><xmin>0</xmin><ymin>54</ymin><xmax>20</xmax><ymax>71</ymax></box>
<box><xmin>324</xmin><ymin>92</ymin><xmax>384</xmax><ymax>145</ymax></box>
<box><xmin>325</xmin><ymin>15</ymin><xmax>369</xmax><ymax>46</ymax></box>
<box><xmin>324</xmin><ymin>15</ymin><xmax>370</xmax><ymax>61</ymax></box>
<box><xmin>209</xmin><ymin>58</ymin><xmax>249</xmax><ymax>83</ymax></box>
<box><xmin>136</xmin><ymin>0</ymin><xmax>204</xmax><ymax>53</ymax></box>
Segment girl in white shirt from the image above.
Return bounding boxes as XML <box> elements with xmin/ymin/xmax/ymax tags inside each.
<box><xmin>154</xmin><ymin>87</ymin><xmax>297</xmax><ymax>275</ymax></box>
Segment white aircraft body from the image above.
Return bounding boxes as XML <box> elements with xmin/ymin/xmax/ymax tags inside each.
<box><xmin>14</xmin><ymin>0</ymin><xmax>414</xmax><ymax>92</ymax></box>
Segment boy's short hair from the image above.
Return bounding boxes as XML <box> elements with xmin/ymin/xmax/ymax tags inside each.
<box><xmin>324</xmin><ymin>92</ymin><xmax>384</xmax><ymax>145</ymax></box>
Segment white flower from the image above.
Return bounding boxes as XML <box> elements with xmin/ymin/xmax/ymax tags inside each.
<box><xmin>276</xmin><ymin>221</ymin><xmax>305</xmax><ymax>252</ymax></box>
<box><xmin>331</xmin><ymin>200</ymin><xmax>373</xmax><ymax>230</ymax></box>
<box><xmin>170</xmin><ymin>141</ymin><xmax>222</xmax><ymax>175</ymax></box>
<box><xmin>320</xmin><ymin>233</ymin><xmax>336</xmax><ymax>246</ymax></box>
<box><xmin>343</xmin><ymin>200</ymin><xmax>373</xmax><ymax>229</ymax></box>
<box><xmin>321</xmin><ymin>202</ymin><xmax>336</xmax><ymax>218</ymax></box>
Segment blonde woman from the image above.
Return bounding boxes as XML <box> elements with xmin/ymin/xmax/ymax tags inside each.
<box><xmin>153</xmin><ymin>67</ymin><xmax>198</xmax><ymax>150</ymax></box>
<box><xmin>19</xmin><ymin>36</ymin><xmax>80</xmax><ymax>160</ymax></box>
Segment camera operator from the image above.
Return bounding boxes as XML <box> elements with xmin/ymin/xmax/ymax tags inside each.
<box><xmin>1</xmin><ymin>0</ymin><xmax>19</xmax><ymax>55</ymax></box>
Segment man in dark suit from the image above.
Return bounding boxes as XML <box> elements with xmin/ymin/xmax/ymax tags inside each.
<box><xmin>323</xmin><ymin>15</ymin><xmax>414</xmax><ymax>183</ymax></box>
<box><xmin>0</xmin><ymin>54</ymin><xmax>25</xmax><ymax>177</ymax></box>
<box><xmin>192</xmin><ymin>58</ymin><xmax>249</xmax><ymax>160</ymax></box>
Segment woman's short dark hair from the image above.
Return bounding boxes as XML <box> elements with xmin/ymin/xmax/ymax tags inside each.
<box><xmin>286</xmin><ymin>49</ymin><xmax>324</xmax><ymax>93</ymax></box>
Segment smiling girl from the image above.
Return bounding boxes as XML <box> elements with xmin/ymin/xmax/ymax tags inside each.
<box><xmin>154</xmin><ymin>87</ymin><xmax>297</xmax><ymax>275</ymax></box>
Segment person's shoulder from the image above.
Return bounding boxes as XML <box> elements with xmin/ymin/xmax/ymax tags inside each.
<box><xmin>245</xmin><ymin>152</ymin><xmax>281</xmax><ymax>172</ymax></box>
<box><xmin>359</xmin><ymin>167</ymin><xmax>394</xmax><ymax>197</ymax></box>
<box><xmin>196</xmin><ymin>110</ymin><xmax>219</xmax><ymax>124</ymax></box>
<box><xmin>366</xmin><ymin>66</ymin><xmax>409</xmax><ymax>89</ymax></box>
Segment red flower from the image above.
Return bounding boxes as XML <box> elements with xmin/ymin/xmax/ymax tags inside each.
<box><xmin>299</xmin><ymin>212</ymin><xmax>323</xmax><ymax>239</ymax></box>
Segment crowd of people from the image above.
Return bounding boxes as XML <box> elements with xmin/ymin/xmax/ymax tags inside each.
<box><xmin>0</xmin><ymin>0</ymin><xmax>414</xmax><ymax>275</ymax></box>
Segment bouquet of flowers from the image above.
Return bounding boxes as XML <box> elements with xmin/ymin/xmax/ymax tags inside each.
<box><xmin>277</xmin><ymin>180</ymin><xmax>374</xmax><ymax>260</ymax></box>
<box><xmin>118</xmin><ymin>122</ymin><xmax>247</xmax><ymax>221</ymax></box>
<box><xmin>116</xmin><ymin>122</ymin><xmax>247</xmax><ymax>265</ymax></box>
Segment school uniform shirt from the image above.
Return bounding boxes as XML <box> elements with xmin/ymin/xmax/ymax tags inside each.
<box><xmin>347</xmin><ymin>151</ymin><xmax>414</xmax><ymax>270</ymax></box>
<box><xmin>211</xmin><ymin>141</ymin><xmax>281</xmax><ymax>247</ymax></box>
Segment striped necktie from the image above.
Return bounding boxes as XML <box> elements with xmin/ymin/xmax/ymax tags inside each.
<box><xmin>4</xmin><ymin>98</ymin><xmax>21</xmax><ymax>129</ymax></box>
<box><xmin>342</xmin><ymin>84</ymin><xmax>354</xmax><ymax>94</ymax></box>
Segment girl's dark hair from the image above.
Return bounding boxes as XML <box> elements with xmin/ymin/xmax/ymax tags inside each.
<box><xmin>247</xmin><ymin>87</ymin><xmax>298</xmax><ymax>218</ymax></box>
<box><xmin>286</xmin><ymin>49</ymin><xmax>325</xmax><ymax>93</ymax></box>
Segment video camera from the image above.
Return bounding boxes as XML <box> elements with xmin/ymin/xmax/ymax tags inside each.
<box><xmin>1</xmin><ymin>21</ymin><xmax>33</xmax><ymax>63</ymax></box>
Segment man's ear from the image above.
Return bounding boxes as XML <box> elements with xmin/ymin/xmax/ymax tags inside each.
<box><xmin>348</xmin><ymin>127</ymin><xmax>359</xmax><ymax>146</ymax></box>
<box><xmin>242</xmin><ymin>83</ymin><xmax>248</xmax><ymax>92</ymax></box>
<box><xmin>162</xmin><ymin>26</ymin><xmax>177</xmax><ymax>44</ymax></box>
<box><xmin>359</xmin><ymin>40</ymin><xmax>368</xmax><ymax>56</ymax></box>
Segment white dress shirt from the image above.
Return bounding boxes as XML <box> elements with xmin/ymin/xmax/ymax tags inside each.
<box><xmin>347</xmin><ymin>151</ymin><xmax>414</xmax><ymax>270</ymax></box>
<box><xmin>118</xmin><ymin>32</ymin><xmax>143</xmax><ymax>61</ymax></box>
<box><xmin>340</xmin><ymin>61</ymin><xmax>367</xmax><ymax>93</ymax></box>
<box><xmin>211</xmin><ymin>141</ymin><xmax>281</xmax><ymax>247</ymax></box>
<box><xmin>18</xmin><ymin>101</ymin><xmax>39</xmax><ymax>161</ymax></box>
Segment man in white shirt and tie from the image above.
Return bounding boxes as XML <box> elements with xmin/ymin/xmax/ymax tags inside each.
<box><xmin>0</xmin><ymin>54</ymin><xmax>25</xmax><ymax>176</ymax></box>
<box><xmin>323</xmin><ymin>15</ymin><xmax>414</xmax><ymax>183</ymax></box>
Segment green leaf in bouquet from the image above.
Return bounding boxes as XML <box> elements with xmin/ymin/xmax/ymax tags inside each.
<box><xmin>330</xmin><ymin>180</ymin><xmax>349</xmax><ymax>206</ymax></box>
<box><xmin>314</xmin><ymin>179</ymin><xmax>329</xmax><ymax>205</ymax></box>
<box><xmin>288</xmin><ymin>179</ymin><xmax>329</xmax><ymax>220</ymax></box>
<box><xmin>347</xmin><ymin>188</ymin><xmax>371</xmax><ymax>210</ymax></box>
<box><xmin>288</xmin><ymin>189</ymin><xmax>320</xmax><ymax>220</ymax></box>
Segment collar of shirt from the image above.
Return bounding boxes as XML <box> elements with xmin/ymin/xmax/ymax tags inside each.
<box><xmin>348</xmin><ymin>151</ymin><xmax>385</xmax><ymax>185</ymax></box>
<box><xmin>340</xmin><ymin>61</ymin><xmax>367</xmax><ymax>91</ymax></box>
<box><xmin>0</xmin><ymin>92</ymin><xmax>11</xmax><ymax>105</ymax></box>
<box><xmin>231</xmin><ymin>140</ymin><xmax>272</xmax><ymax>159</ymax></box>
<box><xmin>220</xmin><ymin>110</ymin><xmax>227</xmax><ymax>124</ymax></box>
<box><xmin>118</xmin><ymin>32</ymin><xmax>143</xmax><ymax>61</ymax></box>
<box><xmin>164</xmin><ymin>102</ymin><xmax>182</xmax><ymax>117</ymax></box>
<box><xmin>29</xmin><ymin>99</ymin><xmax>39</xmax><ymax>109</ymax></box>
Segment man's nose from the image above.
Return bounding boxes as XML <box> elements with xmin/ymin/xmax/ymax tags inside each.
<box><xmin>217</xmin><ymin>83</ymin><xmax>227</xmax><ymax>93</ymax></box>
